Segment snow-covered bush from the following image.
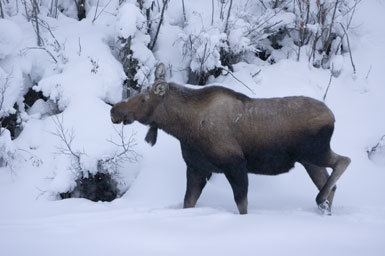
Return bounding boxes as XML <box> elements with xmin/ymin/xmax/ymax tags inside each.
<box><xmin>0</xmin><ymin>1</ymin><xmax>142</xmax><ymax>200</ymax></box>
<box><xmin>49</xmin><ymin>112</ymin><xmax>139</xmax><ymax>201</ymax></box>
<box><xmin>204</xmin><ymin>0</ymin><xmax>359</xmax><ymax>69</ymax></box>
<box><xmin>178</xmin><ymin>15</ymin><xmax>226</xmax><ymax>85</ymax></box>
<box><xmin>244</xmin><ymin>0</ymin><xmax>359</xmax><ymax>68</ymax></box>
<box><xmin>60</xmin><ymin>172</ymin><xmax>119</xmax><ymax>202</ymax></box>
<box><xmin>116</xmin><ymin>1</ymin><xmax>157</xmax><ymax>97</ymax></box>
<box><xmin>0</xmin><ymin>67</ymin><xmax>23</xmax><ymax>139</ymax></box>
<box><xmin>0</xmin><ymin>128</ymin><xmax>15</xmax><ymax>168</ymax></box>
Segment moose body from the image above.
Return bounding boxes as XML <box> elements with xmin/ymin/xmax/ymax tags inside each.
<box><xmin>111</xmin><ymin>64</ymin><xmax>350</xmax><ymax>215</ymax></box>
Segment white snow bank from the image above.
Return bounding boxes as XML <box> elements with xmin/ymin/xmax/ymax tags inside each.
<box><xmin>0</xmin><ymin>19</ymin><xmax>22</xmax><ymax>59</ymax></box>
<box><xmin>0</xmin><ymin>1</ymin><xmax>385</xmax><ymax>255</ymax></box>
<box><xmin>0</xmin><ymin>129</ymin><xmax>15</xmax><ymax>167</ymax></box>
<box><xmin>116</xmin><ymin>2</ymin><xmax>144</xmax><ymax>39</ymax></box>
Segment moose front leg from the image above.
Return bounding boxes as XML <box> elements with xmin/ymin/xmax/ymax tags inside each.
<box><xmin>225</xmin><ymin>169</ymin><xmax>249</xmax><ymax>215</ymax></box>
<box><xmin>183</xmin><ymin>166</ymin><xmax>211</xmax><ymax>209</ymax></box>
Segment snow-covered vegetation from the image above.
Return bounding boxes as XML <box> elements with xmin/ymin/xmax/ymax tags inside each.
<box><xmin>0</xmin><ymin>0</ymin><xmax>384</xmax><ymax>255</ymax></box>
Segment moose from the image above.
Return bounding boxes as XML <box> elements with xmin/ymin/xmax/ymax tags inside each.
<box><xmin>110</xmin><ymin>64</ymin><xmax>350</xmax><ymax>215</ymax></box>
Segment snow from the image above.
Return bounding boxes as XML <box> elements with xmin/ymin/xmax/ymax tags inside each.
<box><xmin>116</xmin><ymin>3</ymin><xmax>144</xmax><ymax>39</ymax></box>
<box><xmin>1</xmin><ymin>0</ymin><xmax>385</xmax><ymax>255</ymax></box>
<box><xmin>0</xmin><ymin>19</ymin><xmax>22</xmax><ymax>59</ymax></box>
<box><xmin>0</xmin><ymin>129</ymin><xmax>15</xmax><ymax>167</ymax></box>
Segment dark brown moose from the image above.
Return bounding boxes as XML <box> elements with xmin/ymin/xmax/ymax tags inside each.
<box><xmin>110</xmin><ymin>64</ymin><xmax>350</xmax><ymax>215</ymax></box>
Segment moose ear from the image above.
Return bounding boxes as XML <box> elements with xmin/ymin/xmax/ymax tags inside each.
<box><xmin>153</xmin><ymin>82</ymin><xmax>169</xmax><ymax>96</ymax></box>
<box><xmin>155</xmin><ymin>63</ymin><xmax>166</xmax><ymax>81</ymax></box>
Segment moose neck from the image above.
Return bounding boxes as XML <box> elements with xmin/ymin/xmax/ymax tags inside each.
<box><xmin>151</xmin><ymin>85</ymin><xmax>198</xmax><ymax>143</ymax></box>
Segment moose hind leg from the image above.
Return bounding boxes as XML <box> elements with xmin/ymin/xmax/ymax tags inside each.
<box><xmin>316</xmin><ymin>151</ymin><xmax>350</xmax><ymax>211</ymax></box>
<box><xmin>302</xmin><ymin>163</ymin><xmax>337</xmax><ymax>213</ymax></box>
<box><xmin>183</xmin><ymin>166</ymin><xmax>211</xmax><ymax>209</ymax></box>
<box><xmin>224</xmin><ymin>168</ymin><xmax>249</xmax><ymax>215</ymax></box>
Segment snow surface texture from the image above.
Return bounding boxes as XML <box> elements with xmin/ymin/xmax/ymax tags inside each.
<box><xmin>1</xmin><ymin>0</ymin><xmax>385</xmax><ymax>255</ymax></box>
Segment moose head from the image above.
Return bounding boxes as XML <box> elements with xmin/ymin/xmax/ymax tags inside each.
<box><xmin>110</xmin><ymin>63</ymin><xmax>169</xmax><ymax>126</ymax></box>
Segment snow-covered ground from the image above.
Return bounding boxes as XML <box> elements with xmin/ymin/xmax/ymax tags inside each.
<box><xmin>1</xmin><ymin>1</ymin><xmax>385</xmax><ymax>255</ymax></box>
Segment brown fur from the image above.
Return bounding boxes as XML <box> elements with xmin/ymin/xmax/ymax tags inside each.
<box><xmin>111</xmin><ymin>77</ymin><xmax>350</xmax><ymax>215</ymax></box>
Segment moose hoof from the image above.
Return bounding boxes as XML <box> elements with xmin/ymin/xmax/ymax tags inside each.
<box><xmin>318</xmin><ymin>200</ymin><xmax>331</xmax><ymax>216</ymax></box>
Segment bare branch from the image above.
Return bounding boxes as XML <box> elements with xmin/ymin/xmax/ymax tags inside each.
<box><xmin>150</xmin><ymin>0</ymin><xmax>168</xmax><ymax>50</ymax></box>
<box><xmin>92</xmin><ymin>0</ymin><xmax>113</xmax><ymax>24</ymax></box>
<box><xmin>323</xmin><ymin>0</ymin><xmax>339</xmax><ymax>54</ymax></box>
<box><xmin>367</xmin><ymin>135</ymin><xmax>385</xmax><ymax>158</ymax></box>
<box><xmin>51</xmin><ymin>114</ymin><xmax>82</xmax><ymax>171</ymax></box>
<box><xmin>0</xmin><ymin>0</ymin><xmax>5</xmax><ymax>19</ymax></box>
<box><xmin>77</xmin><ymin>37</ymin><xmax>82</xmax><ymax>56</ymax></box>
<box><xmin>220</xmin><ymin>67</ymin><xmax>256</xmax><ymax>95</ymax></box>
<box><xmin>22</xmin><ymin>47</ymin><xmax>58</xmax><ymax>63</ymax></box>
<box><xmin>365</xmin><ymin>65</ymin><xmax>372</xmax><ymax>80</ymax></box>
<box><xmin>340</xmin><ymin>23</ymin><xmax>356</xmax><ymax>74</ymax></box>
<box><xmin>182</xmin><ymin>0</ymin><xmax>187</xmax><ymax>25</ymax></box>
<box><xmin>0</xmin><ymin>75</ymin><xmax>11</xmax><ymax>136</ymax></box>
<box><xmin>37</xmin><ymin>18</ymin><xmax>61</xmax><ymax>50</ymax></box>
<box><xmin>211</xmin><ymin>0</ymin><xmax>214</xmax><ymax>26</ymax></box>
<box><xmin>31</xmin><ymin>0</ymin><xmax>42</xmax><ymax>46</ymax></box>
<box><xmin>224</xmin><ymin>0</ymin><xmax>233</xmax><ymax>35</ymax></box>
<box><xmin>93</xmin><ymin>0</ymin><xmax>100</xmax><ymax>23</ymax></box>
<box><xmin>98</xmin><ymin>125</ymin><xmax>140</xmax><ymax>172</ymax></box>
<box><xmin>0</xmin><ymin>75</ymin><xmax>11</xmax><ymax>117</ymax></box>
<box><xmin>258</xmin><ymin>0</ymin><xmax>267</xmax><ymax>10</ymax></box>
<box><xmin>323</xmin><ymin>66</ymin><xmax>334</xmax><ymax>102</ymax></box>
<box><xmin>49</xmin><ymin>0</ymin><xmax>58</xmax><ymax>18</ymax></box>
<box><xmin>22</xmin><ymin>0</ymin><xmax>30</xmax><ymax>21</ymax></box>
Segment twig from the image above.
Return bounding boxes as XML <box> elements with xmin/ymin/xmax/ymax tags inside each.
<box><xmin>211</xmin><ymin>0</ymin><xmax>214</xmax><ymax>26</ymax></box>
<box><xmin>31</xmin><ymin>0</ymin><xmax>42</xmax><ymax>46</ymax></box>
<box><xmin>0</xmin><ymin>75</ymin><xmax>11</xmax><ymax>120</ymax></box>
<box><xmin>224</xmin><ymin>0</ymin><xmax>233</xmax><ymax>35</ymax></box>
<box><xmin>258</xmin><ymin>0</ymin><xmax>267</xmax><ymax>10</ymax></box>
<box><xmin>367</xmin><ymin>135</ymin><xmax>385</xmax><ymax>157</ymax></box>
<box><xmin>49</xmin><ymin>0</ymin><xmax>58</xmax><ymax>18</ymax></box>
<box><xmin>182</xmin><ymin>0</ymin><xmax>186</xmax><ymax>25</ymax></box>
<box><xmin>245</xmin><ymin>3</ymin><xmax>288</xmax><ymax>44</ymax></box>
<box><xmin>22</xmin><ymin>0</ymin><xmax>30</xmax><ymax>21</ymax></box>
<box><xmin>220</xmin><ymin>67</ymin><xmax>256</xmax><ymax>95</ymax></box>
<box><xmin>219</xmin><ymin>0</ymin><xmax>225</xmax><ymax>20</ymax></box>
<box><xmin>150</xmin><ymin>0</ymin><xmax>168</xmax><ymax>50</ymax></box>
<box><xmin>340</xmin><ymin>23</ymin><xmax>356</xmax><ymax>74</ymax></box>
<box><xmin>0</xmin><ymin>0</ymin><xmax>4</xmax><ymax>19</ymax></box>
<box><xmin>22</xmin><ymin>47</ymin><xmax>58</xmax><ymax>63</ymax></box>
<box><xmin>92</xmin><ymin>0</ymin><xmax>100</xmax><ymax>23</ymax></box>
<box><xmin>323</xmin><ymin>68</ymin><xmax>333</xmax><ymax>101</ymax></box>
<box><xmin>51</xmin><ymin>114</ymin><xmax>82</xmax><ymax>171</ymax></box>
<box><xmin>77</xmin><ymin>37</ymin><xmax>82</xmax><ymax>56</ymax></box>
<box><xmin>365</xmin><ymin>65</ymin><xmax>372</xmax><ymax>80</ymax></box>
<box><xmin>99</xmin><ymin>125</ymin><xmax>140</xmax><ymax>171</ymax></box>
<box><xmin>323</xmin><ymin>0</ymin><xmax>339</xmax><ymax>54</ymax></box>
<box><xmin>0</xmin><ymin>76</ymin><xmax>11</xmax><ymax>136</ymax></box>
<box><xmin>35</xmin><ymin>186</ymin><xmax>47</xmax><ymax>200</ymax></box>
<box><xmin>37</xmin><ymin>18</ymin><xmax>61</xmax><ymax>50</ymax></box>
<box><xmin>334</xmin><ymin>3</ymin><xmax>357</xmax><ymax>55</ymax></box>
<box><xmin>92</xmin><ymin>0</ymin><xmax>113</xmax><ymax>24</ymax></box>
<box><xmin>337</xmin><ymin>0</ymin><xmax>362</xmax><ymax>19</ymax></box>
<box><xmin>251</xmin><ymin>69</ymin><xmax>261</xmax><ymax>78</ymax></box>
